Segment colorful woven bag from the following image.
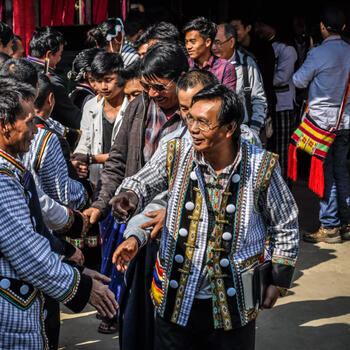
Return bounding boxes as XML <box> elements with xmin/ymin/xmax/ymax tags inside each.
<box><xmin>287</xmin><ymin>71</ymin><xmax>350</xmax><ymax>197</ymax></box>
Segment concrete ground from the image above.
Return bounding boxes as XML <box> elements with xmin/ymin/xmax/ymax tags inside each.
<box><xmin>59</xmin><ymin>176</ymin><xmax>350</xmax><ymax>349</ymax></box>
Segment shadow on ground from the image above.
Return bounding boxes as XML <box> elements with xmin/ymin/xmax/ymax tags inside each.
<box><xmin>257</xmin><ymin>297</ymin><xmax>350</xmax><ymax>350</ymax></box>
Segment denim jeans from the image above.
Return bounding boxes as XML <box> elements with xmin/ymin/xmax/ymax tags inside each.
<box><xmin>319</xmin><ymin>130</ymin><xmax>350</xmax><ymax>228</ymax></box>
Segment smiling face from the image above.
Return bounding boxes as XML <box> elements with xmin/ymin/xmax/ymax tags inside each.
<box><xmin>177</xmin><ymin>84</ymin><xmax>204</xmax><ymax>120</ymax></box>
<box><xmin>94</xmin><ymin>73</ymin><xmax>123</xmax><ymax>101</ymax></box>
<box><xmin>2</xmin><ymin>99</ymin><xmax>38</xmax><ymax>156</ymax></box>
<box><xmin>140</xmin><ymin>75</ymin><xmax>178</xmax><ymax>111</ymax></box>
<box><xmin>188</xmin><ymin>98</ymin><xmax>235</xmax><ymax>155</ymax></box>
<box><xmin>185</xmin><ymin>30</ymin><xmax>211</xmax><ymax>61</ymax></box>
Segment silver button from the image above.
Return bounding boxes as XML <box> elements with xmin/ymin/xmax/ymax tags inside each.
<box><xmin>175</xmin><ymin>255</ymin><xmax>184</xmax><ymax>264</ymax></box>
<box><xmin>27</xmin><ymin>191</ymin><xmax>32</xmax><ymax>199</ymax></box>
<box><xmin>20</xmin><ymin>284</ymin><xmax>29</xmax><ymax>295</ymax></box>
<box><xmin>190</xmin><ymin>171</ymin><xmax>197</xmax><ymax>181</ymax></box>
<box><xmin>185</xmin><ymin>201</ymin><xmax>195</xmax><ymax>211</ymax></box>
<box><xmin>169</xmin><ymin>280</ymin><xmax>179</xmax><ymax>289</ymax></box>
<box><xmin>232</xmin><ymin>174</ymin><xmax>240</xmax><ymax>183</ymax></box>
<box><xmin>222</xmin><ymin>232</ymin><xmax>232</xmax><ymax>241</ymax></box>
<box><xmin>227</xmin><ymin>287</ymin><xmax>236</xmax><ymax>297</ymax></box>
<box><xmin>179</xmin><ymin>228</ymin><xmax>188</xmax><ymax>237</ymax></box>
<box><xmin>43</xmin><ymin>309</ymin><xmax>48</xmax><ymax>319</ymax></box>
<box><xmin>226</xmin><ymin>204</ymin><xmax>236</xmax><ymax>214</ymax></box>
<box><xmin>220</xmin><ymin>258</ymin><xmax>230</xmax><ymax>268</ymax></box>
<box><xmin>0</xmin><ymin>278</ymin><xmax>10</xmax><ymax>289</ymax></box>
<box><xmin>32</xmin><ymin>217</ymin><xmax>37</xmax><ymax>228</ymax></box>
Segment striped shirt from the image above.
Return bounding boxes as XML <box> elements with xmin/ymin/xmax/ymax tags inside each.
<box><xmin>188</xmin><ymin>55</ymin><xmax>237</xmax><ymax>91</ymax></box>
<box><xmin>122</xmin><ymin>42</ymin><xmax>139</xmax><ymax>67</ymax></box>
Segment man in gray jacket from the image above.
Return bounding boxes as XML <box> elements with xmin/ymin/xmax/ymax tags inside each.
<box><xmin>212</xmin><ymin>23</ymin><xmax>267</xmax><ymax>136</ymax></box>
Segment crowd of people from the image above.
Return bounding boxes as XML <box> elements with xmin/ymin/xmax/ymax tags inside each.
<box><xmin>0</xmin><ymin>4</ymin><xmax>348</xmax><ymax>350</ymax></box>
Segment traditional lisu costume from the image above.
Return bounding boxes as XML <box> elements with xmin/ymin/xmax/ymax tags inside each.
<box><xmin>119</xmin><ymin>137</ymin><xmax>299</xmax><ymax>346</ymax></box>
<box><xmin>0</xmin><ymin>150</ymin><xmax>92</xmax><ymax>349</ymax></box>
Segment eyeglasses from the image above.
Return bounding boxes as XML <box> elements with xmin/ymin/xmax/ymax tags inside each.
<box><xmin>185</xmin><ymin>114</ymin><xmax>220</xmax><ymax>132</ymax></box>
<box><xmin>213</xmin><ymin>37</ymin><xmax>233</xmax><ymax>47</ymax></box>
<box><xmin>139</xmin><ymin>79</ymin><xmax>174</xmax><ymax>92</ymax></box>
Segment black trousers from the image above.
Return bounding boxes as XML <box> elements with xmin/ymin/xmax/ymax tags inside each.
<box><xmin>44</xmin><ymin>295</ymin><xmax>60</xmax><ymax>350</ymax></box>
<box><xmin>155</xmin><ymin>298</ymin><xmax>255</xmax><ymax>350</ymax></box>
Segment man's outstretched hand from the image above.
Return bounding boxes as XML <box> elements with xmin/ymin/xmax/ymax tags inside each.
<box><xmin>112</xmin><ymin>237</ymin><xmax>139</xmax><ymax>273</ymax></box>
<box><xmin>109</xmin><ymin>191</ymin><xmax>138</xmax><ymax>221</ymax></box>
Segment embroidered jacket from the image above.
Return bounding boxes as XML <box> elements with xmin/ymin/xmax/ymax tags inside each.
<box><xmin>22</xmin><ymin>127</ymin><xmax>88</xmax><ymax>210</ymax></box>
<box><xmin>120</xmin><ymin>138</ymin><xmax>299</xmax><ymax>330</ymax></box>
<box><xmin>0</xmin><ymin>150</ymin><xmax>91</xmax><ymax>349</ymax></box>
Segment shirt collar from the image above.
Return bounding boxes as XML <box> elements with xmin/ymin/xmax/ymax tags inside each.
<box><xmin>322</xmin><ymin>35</ymin><xmax>341</xmax><ymax>44</ymax></box>
<box><xmin>229</xmin><ymin>49</ymin><xmax>239</xmax><ymax>65</ymax></box>
<box><xmin>0</xmin><ymin>148</ymin><xmax>26</xmax><ymax>178</ymax></box>
<box><xmin>192</xmin><ymin>54</ymin><xmax>216</xmax><ymax>69</ymax></box>
<box><xmin>194</xmin><ymin>140</ymin><xmax>241</xmax><ymax>178</ymax></box>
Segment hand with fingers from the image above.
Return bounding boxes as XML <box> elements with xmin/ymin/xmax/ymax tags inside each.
<box><xmin>83</xmin><ymin>207</ymin><xmax>102</xmax><ymax>225</ymax></box>
<box><xmin>261</xmin><ymin>285</ymin><xmax>280</xmax><ymax>309</ymax></box>
<box><xmin>83</xmin><ymin>268</ymin><xmax>112</xmax><ymax>284</ymax></box>
<box><xmin>69</xmin><ymin>246</ymin><xmax>85</xmax><ymax>265</ymax></box>
<box><xmin>109</xmin><ymin>191</ymin><xmax>139</xmax><ymax>221</ymax></box>
<box><xmin>72</xmin><ymin>160</ymin><xmax>89</xmax><ymax>178</ymax></box>
<box><xmin>112</xmin><ymin>237</ymin><xmax>139</xmax><ymax>273</ymax></box>
<box><xmin>89</xmin><ymin>279</ymin><xmax>119</xmax><ymax>319</ymax></box>
<box><xmin>139</xmin><ymin>209</ymin><xmax>166</xmax><ymax>240</ymax></box>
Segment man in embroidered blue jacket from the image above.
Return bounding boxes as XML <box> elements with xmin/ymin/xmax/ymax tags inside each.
<box><xmin>111</xmin><ymin>84</ymin><xmax>299</xmax><ymax>349</ymax></box>
<box><xmin>0</xmin><ymin>82</ymin><xmax>118</xmax><ymax>348</ymax></box>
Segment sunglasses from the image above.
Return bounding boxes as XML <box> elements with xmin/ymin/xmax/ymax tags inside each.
<box><xmin>139</xmin><ymin>79</ymin><xmax>174</xmax><ymax>92</ymax></box>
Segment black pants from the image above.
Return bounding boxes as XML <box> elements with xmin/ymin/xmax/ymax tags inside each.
<box><xmin>155</xmin><ymin>298</ymin><xmax>255</xmax><ymax>350</ymax></box>
<box><xmin>44</xmin><ymin>295</ymin><xmax>60</xmax><ymax>350</ymax></box>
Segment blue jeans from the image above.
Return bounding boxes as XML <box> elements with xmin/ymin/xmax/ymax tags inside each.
<box><xmin>319</xmin><ymin>130</ymin><xmax>350</xmax><ymax>228</ymax></box>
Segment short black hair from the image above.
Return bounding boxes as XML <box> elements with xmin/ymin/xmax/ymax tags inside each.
<box><xmin>134</xmin><ymin>27</ymin><xmax>151</xmax><ymax>49</ymax></box>
<box><xmin>0</xmin><ymin>58</ymin><xmax>38</xmax><ymax>88</ymax></box>
<box><xmin>86</xmin><ymin>18</ymin><xmax>124</xmax><ymax>48</ymax></box>
<box><xmin>124</xmin><ymin>10</ymin><xmax>149</xmax><ymax>38</ymax></box>
<box><xmin>35</xmin><ymin>74</ymin><xmax>54</xmax><ymax>110</ymax></box>
<box><xmin>321</xmin><ymin>6</ymin><xmax>346</xmax><ymax>35</ymax></box>
<box><xmin>192</xmin><ymin>84</ymin><xmax>244</xmax><ymax>127</ymax></box>
<box><xmin>29</xmin><ymin>27</ymin><xmax>66</xmax><ymax>58</ymax></box>
<box><xmin>0</xmin><ymin>22</ymin><xmax>14</xmax><ymax>46</ymax></box>
<box><xmin>231</xmin><ymin>13</ymin><xmax>254</xmax><ymax>28</ymax></box>
<box><xmin>0</xmin><ymin>77</ymin><xmax>36</xmax><ymax>124</ymax></box>
<box><xmin>91</xmin><ymin>51</ymin><xmax>125</xmax><ymax>85</ymax></box>
<box><xmin>176</xmin><ymin>69</ymin><xmax>218</xmax><ymax>94</ymax></box>
<box><xmin>148</xmin><ymin>22</ymin><xmax>180</xmax><ymax>42</ymax></box>
<box><xmin>183</xmin><ymin>17</ymin><xmax>217</xmax><ymax>43</ymax></box>
<box><xmin>141</xmin><ymin>41</ymin><xmax>189</xmax><ymax>81</ymax></box>
<box><xmin>122</xmin><ymin>59</ymin><xmax>141</xmax><ymax>81</ymax></box>
<box><xmin>220</xmin><ymin>23</ymin><xmax>237</xmax><ymax>41</ymax></box>
<box><xmin>69</xmin><ymin>48</ymin><xmax>104</xmax><ymax>82</ymax></box>
<box><xmin>0</xmin><ymin>52</ymin><xmax>11</xmax><ymax>69</ymax></box>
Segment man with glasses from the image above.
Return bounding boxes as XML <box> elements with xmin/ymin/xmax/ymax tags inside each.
<box><xmin>111</xmin><ymin>84</ymin><xmax>299</xmax><ymax>350</ymax></box>
<box><xmin>212</xmin><ymin>23</ymin><xmax>267</xmax><ymax>138</ymax></box>
<box><xmin>183</xmin><ymin>17</ymin><xmax>237</xmax><ymax>91</ymax></box>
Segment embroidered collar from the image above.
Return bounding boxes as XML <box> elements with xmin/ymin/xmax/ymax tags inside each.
<box><xmin>0</xmin><ymin>149</ymin><xmax>25</xmax><ymax>178</ymax></box>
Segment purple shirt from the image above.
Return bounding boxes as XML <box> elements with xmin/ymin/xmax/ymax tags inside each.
<box><xmin>188</xmin><ymin>55</ymin><xmax>237</xmax><ymax>91</ymax></box>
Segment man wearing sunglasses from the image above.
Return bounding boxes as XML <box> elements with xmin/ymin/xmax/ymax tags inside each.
<box><xmin>110</xmin><ymin>84</ymin><xmax>298</xmax><ymax>350</ymax></box>
<box><xmin>84</xmin><ymin>40</ymin><xmax>188</xmax><ymax>234</ymax></box>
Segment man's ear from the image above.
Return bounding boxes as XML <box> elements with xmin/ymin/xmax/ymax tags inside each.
<box><xmin>230</xmin><ymin>37</ymin><xmax>236</xmax><ymax>49</ymax></box>
<box><xmin>246</xmin><ymin>24</ymin><xmax>252</xmax><ymax>33</ymax></box>
<box><xmin>45</xmin><ymin>50</ymin><xmax>52</xmax><ymax>59</ymax></box>
<box><xmin>48</xmin><ymin>92</ymin><xmax>54</xmax><ymax>107</ymax></box>
<box><xmin>205</xmin><ymin>37</ymin><xmax>212</xmax><ymax>48</ymax></box>
<box><xmin>225</xmin><ymin>123</ymin><xmax>237</xmax><ymax>138</ymax></box>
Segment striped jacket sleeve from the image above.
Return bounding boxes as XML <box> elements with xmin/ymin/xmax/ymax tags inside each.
<box><xmin>37</xmin><ymin>131</ymin><xmax>87</xmax><ymax>210</ymax></box>
<box><xmin>0</xmin><ymin>173</ymin><xmax>91</xmax><ymax>312</ymax></box>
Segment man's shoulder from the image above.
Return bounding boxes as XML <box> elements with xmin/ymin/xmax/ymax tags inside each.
<box><xmin>125</xmin><ymin>93</ymin><xmax>149</xmax><ymax>119</ymax></box>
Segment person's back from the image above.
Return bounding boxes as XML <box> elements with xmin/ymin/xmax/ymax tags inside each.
<box><xmin>294</xmin><ymin>38</ymin><xmax>350</xmax><ymax>129</ymax></box>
